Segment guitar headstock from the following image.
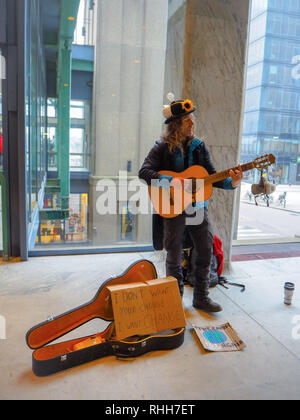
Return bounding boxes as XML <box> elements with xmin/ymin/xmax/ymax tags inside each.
<box><xmin>253</xmin><ymin>154</ymin><xmax>276</xmax><ymax>170</ymax></box>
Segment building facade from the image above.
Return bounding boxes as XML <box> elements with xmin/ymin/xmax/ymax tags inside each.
<box><xmin>242</xmin><ymin>0</ymin><xmax>300</xmax><ymax>184</ymax></box>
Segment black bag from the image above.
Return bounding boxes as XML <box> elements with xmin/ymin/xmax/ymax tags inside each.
<box><xmin>182</xmin><ymin>244</ymin><xmax>246</xmax><ymax>292</ymax></box>
<box><xmin>182</xmin><ymin>248</ymin><xmax>219</xmax><ymax>288</ymax></box>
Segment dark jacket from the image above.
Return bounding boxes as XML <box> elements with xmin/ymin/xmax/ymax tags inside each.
<box><xmin>139</xmin><ymin>138</ymin><xmax>230</xmax><ymax>189</ymax></box>
<box><xmin>138</xmin><ymin>138</ymin><xmax>233</xmax><ymax>250</ymax></box>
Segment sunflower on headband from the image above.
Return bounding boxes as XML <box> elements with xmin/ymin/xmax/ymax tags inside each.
<box><xmin>182</xmin><ymin>99</ymin><xmax>194</xmax><ymax>112</ymax></box>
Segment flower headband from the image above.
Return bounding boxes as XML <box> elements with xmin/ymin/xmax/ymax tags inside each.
<box><xmin>163</xmin><ymin>93</ymin><xmax>196</xmax><ymax>124</ymax></box>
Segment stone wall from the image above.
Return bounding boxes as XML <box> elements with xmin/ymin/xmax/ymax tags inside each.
<box><xmin>182</xmin><ymin>0</ymin><xmax>250</xmax><ymax>266</ymax></box>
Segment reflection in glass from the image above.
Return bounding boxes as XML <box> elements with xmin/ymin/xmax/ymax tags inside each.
<box><xmin>34</xmin><ymin>1</ymin><xmax>169</xmax><ymax>250</ymax></box>
<box><xmin>36</xmin><ymin>193</ymin><xmax>88</xmax><ymax>245</ymax></box>
<box><xmin>0</xmin><ymin>47</ymin><xmax>3</xmax><ymax>251</ymax></box>
<box><xmin>46</xmin><ymin>99</ymin><xmax>91</xmax><ymax>172</ymax></box>
<box><xmin>237</xmin><ymin>0</ymin><xmax>300</xmax><ymax>242</ymax></box>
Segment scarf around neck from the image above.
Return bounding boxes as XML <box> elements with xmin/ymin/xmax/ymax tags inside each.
<box><xmin>173</xmin><ymin>137</ymin><xmax>203</xmax><ymax>171</ymax></box>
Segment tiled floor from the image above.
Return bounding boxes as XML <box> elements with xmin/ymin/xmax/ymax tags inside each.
<box><xmin>0</xmin><ymin>251</ymin><xmax>299</xmax><ymax>400</ymax></box>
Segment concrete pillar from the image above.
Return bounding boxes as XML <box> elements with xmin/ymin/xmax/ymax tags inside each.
<box><xmin>164</xmin><ymin>0</ymin><xmax>187</xmax><ymax>100</ymax></box>
<box><xmin>182</xmin><ymin>0</ymin><xmax>250</xmax><ymax>267</ymax></box>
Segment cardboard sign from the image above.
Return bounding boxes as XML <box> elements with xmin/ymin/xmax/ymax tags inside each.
<box><xmin>107</xmin><ymin>277</ymin><xmax>186</xmax><ymax>340</ymax></box>
<box><xmin>193</xmin><ymin>323</ymin><xmax>246</xmax><ymax>352</ymax></box>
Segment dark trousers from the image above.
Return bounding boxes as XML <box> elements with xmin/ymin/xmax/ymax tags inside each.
<box><xmin>163</xmin><ymin>207</ymin><xmax>214</xmax><ymax>297</ymax></box>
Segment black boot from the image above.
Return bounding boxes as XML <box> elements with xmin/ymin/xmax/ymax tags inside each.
<box><xmin>193</xmin><ymin>268</ymin><xmax>222</xmax><ymax>312</ymax></box>
<box><xmin>193</xmin><ymin>296</ymin><xmax>223</xmax><ymax>313</ymax></box>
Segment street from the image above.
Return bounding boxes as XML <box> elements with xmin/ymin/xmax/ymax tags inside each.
<box><xmin>238</xmin><ymin>183</ymin><xmax>300</xmax><ymax>240</ymax></box>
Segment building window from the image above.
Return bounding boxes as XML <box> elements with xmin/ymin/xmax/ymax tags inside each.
<box><xmin>47</xmin><ymin>99</ymin><xmax>91</xmax><ymax>171</ymax></box>
<box><xmin>70</xmin><ymin>128</ymin><xmax>85</xmax><ymax>168</ymax></box>
<box><xmin>36</xmin><ymin>193</ymin><xmax>88</xmax><ymax>245</ymax></box>
<box><xmin>269</xmin><ymin>65</ymin><xmax>278</xmax><ymax>84</ymax></box>
<box><xmin>120</xmin><ymin>204</ymin><xmax>136</xmax><ymax>242</ymax></box>
<box><xmin>70</xmin><ymin>100</ymin><xmax>85</xmax><ymax>119</ymax></box>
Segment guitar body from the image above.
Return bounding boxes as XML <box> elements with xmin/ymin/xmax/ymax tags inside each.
<box><xmin>149</xmin><ymin>165</ymin><xmax>213</xmax><ymax>218</ymax></box>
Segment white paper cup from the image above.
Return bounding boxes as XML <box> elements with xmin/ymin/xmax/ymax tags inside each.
<box><xmin>284</xmin><ymin>282</ymin><xmax>295</xmax><ymax>305</ymax></box>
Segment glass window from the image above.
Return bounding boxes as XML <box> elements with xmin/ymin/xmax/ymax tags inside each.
<box><xmin>120</xmin><ymin>204</ymin><xmax>136</xmax><ymax>242</ymax></box>
<box><xmin>291</xmin><ymin>141</ymin><xmax>298</xmax><ymax>154</ymax></box>
<box><xmin>267</xmin><ymin>13</ymin><xmax>282</xmax><ymax>35</ymax></box>
<box><xmin>249</xmin><ymin>13</ymin><xmax>267</xmax><ymax>42</ymax></box>
<box><xmin>243</xmin><ymin>112</ymin><xmax>260</xmax><ymax>133</ymax></box>
<box><xmin>0</xmin><ymin>48</ymin><xmax>4</xmax><ymax>252</ymax></box>
<box><xmin>242</xmin><ymin>136</ymin><xmax>258</xmax><ymax>155</ymax></box>
<box><xmin>295</xmin><ymin>119</ymin><xmax>300</xmax><ymax>133</ymax></box>
<box><xmin>268</xmin><ymin>38</ymin><xmax>280</xmax><ymax>60</ymax></box>
<box><xmin>24</xmin><ymin>0</ymin><xmax>48</xmax><ymax>243</ymax></box>
<box><xmin>246</xmin><ymin>63</ymin><xmax>263</xmax><ymax>88</ymax></box>
<box><xmin>247</xmin><ymin>39</ymin><xmax>265</xmax><ymax>65</ymax></box>
<box><xmin>251</xmin><ymin>0</ymin><xmax>268</xmax><ymax>18</ymax></box>
<box><xmin>70</xmin><ymin>101</ymin><xmax>85</xmax><ymax>119</ymax></box>
<box><xmin>46</xmin><ymin>99</ymin><xmax>91</xmax><ymax>173</ymax></box>
<box><xmin>70</xmin><ymin>128</ymin><xmax>84</xmax><ymax>168</ymax></box>
<box><xmin>284</xmin><ymin>141</ymin><xmax>291</xmax><ymax>154</ymax></box>
<box><xmin>70</xmin><ymin>128</ymin><xmax>84</xmax><ymax>154</ymax></box>
<box><xmin>0</xmin><ymin>48</ymin><xmax>4</xmax><ymax>173</ymax></box>
<box><xmin>244</xmin><ymin>88</ymin><xmax>262</xmax><ymax>111</ymax></box>
<box><xmin>269</xmin><ymin>65</ymin><xmax>278</xmax><ymax>84</ymax></box>
<box><xmin>70</xmin><ymin>106</ymin><xmax>84</xmax><ymax>119</ymax></box>
<box><xmin>36</xmin><ymin>193</ymin><xmax>88</xmax><ymax>245</ymax></box>
<box><xmin>261</xmin><ymin>112</ymin><xmax>281</xmax><ymax>132</ymax></box>
<box><xmin>47</xmin><ymin>99</ymin><xmax>56</xmax><ymax>118</ymax></box>
<box><xmin>47</xmin><ymin>0</ymin><xmax>169</xmax><ymax>250</ymax></box>
<box><xmin>263</xmin><ymin>138</ymin><xmax>271</xmax><ymax>153</ymax></box>
<box><xmin>267</xmin><ymin>38</ymin><xmax>300</xmax><ymax>61</ymax></box>
<box><xmin>73</xmin><ymin>0</ymin><xmax>96</xmax><ymax>46</ymax></box>
<box><xmin>47</xmin><ymin>127</ymin><xmax>57</xmax><ymax>169</ymax></box>
<box><xmin>281</xmin><ymin>115</ymin><xmax>289</xmax><ymax>133</ymax></box>
<box><xmin>238</xmin><ymin>3</ymin><xmax>300</xmax><ymax>244</ymax></box>
<box><xmin>262</xmin><ymin>87</ymin><xmax>281</xmax><ymax>108</ymax></box>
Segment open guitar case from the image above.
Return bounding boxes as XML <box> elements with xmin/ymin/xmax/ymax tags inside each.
<box><xmin>26</xmin><ymin>260</ymin><xmax>185</xmax><ymax>377</ymax></box>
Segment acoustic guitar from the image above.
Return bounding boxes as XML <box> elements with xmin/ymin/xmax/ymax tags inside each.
<box><xmin>148</xmin><ymin>154</ymin><xmax>275</xmax><ymax>218</ymax></box>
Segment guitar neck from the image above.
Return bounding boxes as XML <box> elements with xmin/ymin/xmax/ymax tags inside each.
<box><xmin>205</xmin><ymin>161</ymin><xmax>255</xmax><ymax>185</ymax></box>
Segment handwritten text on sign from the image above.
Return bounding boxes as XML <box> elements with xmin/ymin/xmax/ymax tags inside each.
<box><xmin>107</xmin><ymin>278</ymin><xmax>186</xmax><ymax>340</ymax></box>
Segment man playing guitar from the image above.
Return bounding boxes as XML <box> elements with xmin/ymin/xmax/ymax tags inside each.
<box><xmin>139</xmin><ymin>97</ymin><xmax>243</xmax><ymax>312</ymax></box>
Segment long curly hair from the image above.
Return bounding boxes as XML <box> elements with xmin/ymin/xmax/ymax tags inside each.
<box><xmin>160</xmin><ymin>118</ymin><xmax>195</xmax><ymax>152</ymax></box>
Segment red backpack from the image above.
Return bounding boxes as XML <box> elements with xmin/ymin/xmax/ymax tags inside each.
<box><xmin>213</xmin><ymin>235</ymin><xmax>224</xmax><ymax>277</ymax></box>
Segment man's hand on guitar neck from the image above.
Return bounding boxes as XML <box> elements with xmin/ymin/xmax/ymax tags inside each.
<box><xmin>229</xmin><ymin>165</ymin><xmax>243</xmax><ymax>188</ymax></box>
